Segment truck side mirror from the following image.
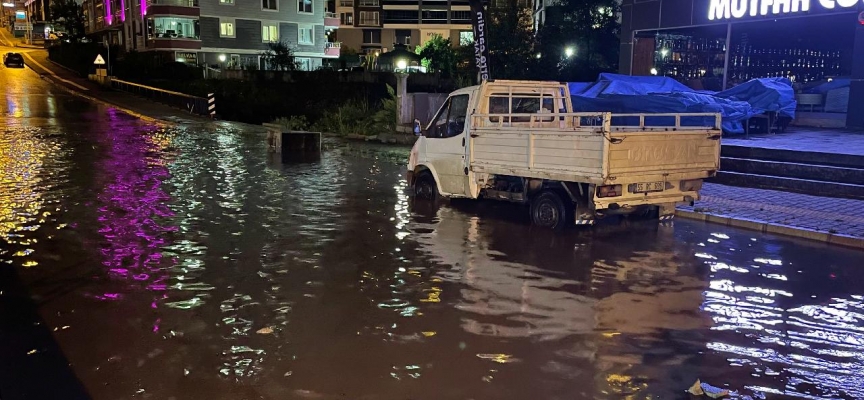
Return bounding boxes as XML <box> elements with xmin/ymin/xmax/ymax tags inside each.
<box><xmin>413</xmin><ymin>119</ymin><xmax>423</xmax><ymax>136</ymax></box>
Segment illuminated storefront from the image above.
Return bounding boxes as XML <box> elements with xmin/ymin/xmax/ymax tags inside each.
<box><xmin>619</xmin><ymin>0</ymin><xmax>864</xmax><ymax>127</ymax></box>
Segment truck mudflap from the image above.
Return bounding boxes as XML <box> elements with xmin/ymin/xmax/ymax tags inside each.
<box><xmin>575</xmin><ymin>218</ymin><xmax>596</xmax><ymax>225</ymax></box>
<box><xmin>405</xmin><ymin>169</ymin><xmax>414</xmax><ymax>186</ymax></box>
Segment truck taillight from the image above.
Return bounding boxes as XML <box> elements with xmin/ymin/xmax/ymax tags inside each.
<box><xmin>597</xmin><ymin>185</ymin><xmax>622</xmax><ymax>198</ymax></box>
<box><xmin>680</xmin><ymin>179</ymin><xmax>703</xmax><ymax>192</ymax></box>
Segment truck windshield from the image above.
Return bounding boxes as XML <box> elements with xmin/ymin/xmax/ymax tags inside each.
<box><xmin>428</xmin><ymin>94</ymin><xmax>468</xmax><ymax>138</ymax></box>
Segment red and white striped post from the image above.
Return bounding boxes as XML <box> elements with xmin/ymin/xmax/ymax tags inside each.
<box><xmin>207</xmin><ymin>93</ymin><xmax>216</xmax><ymax>119</ymax></box>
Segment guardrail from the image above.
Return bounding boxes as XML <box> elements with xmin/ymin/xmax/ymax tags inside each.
<box><xmin>110</xmin><ymin>78</ymin><xmax>210</xmax><ymax>116</ymax></box>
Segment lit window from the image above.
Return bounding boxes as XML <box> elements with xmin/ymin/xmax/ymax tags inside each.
<box><xmin>219</xmin><ymin>0</ymin><xmax>233</xmax><ymax>4</ymax></box>
<box><xmin>219</xmin><ymin>21</ymin><xmax>234</xmax><ymax>37</ymax></box>
<box><xmin>262</xmin><ymin>23</ymin><xmax>278</xmax><ymax>41</ymax></box>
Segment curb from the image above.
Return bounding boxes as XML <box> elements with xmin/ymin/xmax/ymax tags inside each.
<box><xmin>675</xmin><ymin>209</ymin><xmax>864</xmax><ymax>250</ymax></box>
<box><xmin>48</xmin><ymin>59</ymin><xmax>85</xmax><ymax>77</ymax></box>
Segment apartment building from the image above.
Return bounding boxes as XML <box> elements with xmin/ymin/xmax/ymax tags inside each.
<box><xmin>198</xmin><ymin>0</ymin><xmax>337</xmax><ymax>69</ymax></box>
<box><xmin>83</xmin><ymin>0</ymin><xmax>338</xmax><ymax>70</ymax></box>
<box><xmin>333</xmin><ymin>0</ymin><xmax>476</xmax><ymax>55</ymax></box>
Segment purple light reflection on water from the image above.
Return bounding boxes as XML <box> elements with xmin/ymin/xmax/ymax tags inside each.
<box><xmin>94</xmin><ymin>109</ymin><xmax>177</xmax><ymax>329</ymax></box>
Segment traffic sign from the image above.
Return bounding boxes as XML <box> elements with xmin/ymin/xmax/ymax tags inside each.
<box><xmin>94</xmin><ymin>54</ymin><xmax>105</xmax><ymax>65</ymax></box>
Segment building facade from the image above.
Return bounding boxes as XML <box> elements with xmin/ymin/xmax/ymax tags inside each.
<box><xmin>619</xmin><ymin>0</ymin><xmax>864</xmax><ymax>127</ymax></box>
<box><xmin>82</xmin><ymin>0</ymin><xmax>336</xmax><ymax>69</ymax></box>
<box><xmin>334</xmin><ymin>0</ymin><xmax>476</xmax><ymax>55</ymax></box>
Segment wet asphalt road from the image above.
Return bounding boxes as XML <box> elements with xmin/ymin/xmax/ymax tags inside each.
<box><xmin>1</xmin><ymin>57</ymin><xmax>864</xmax><ymax>400</ymax></box>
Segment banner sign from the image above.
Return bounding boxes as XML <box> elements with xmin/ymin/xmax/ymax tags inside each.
<box><xmin>469</xmin><ymin>0</ymin><xmax>491</xmax><ymax>81</ymax></box>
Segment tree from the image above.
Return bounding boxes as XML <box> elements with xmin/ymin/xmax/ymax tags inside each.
<box><xmin>486</xmin><ymin>0</ymin><xmax>537</xmax><ymax>80</ymax></box>
<box><xmin>260</xmin><ymin>41</ymin><xmax>299</xmax><ymax>71</ymax></box>
<box><xmin>535</xmin><ymin>0</ymin><xmax>620</xmax><ymax>82</ymax></box>
<box><xmin>415</xmin><ymin>34</ymin><xmax>460</xmax><ymax>77</ymax></box>
<box><xmin>338</xmin><ymin>46</ymin><xmax>360</xmax><ymax>70</ymax></box>
<box><xmin>50</xmin><ymin>0</ymin><xmax>86</xmax><ymax>39</ymax></box>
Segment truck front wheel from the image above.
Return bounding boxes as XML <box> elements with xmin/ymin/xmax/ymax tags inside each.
<box><xmin>530</xmin><ymin>190</ymin><xmax>570</xmax><ymax>231</ymax></box>
<box><xmin>414</xmin><ymin>173</ymin><xmax>439</xmax><ymax>201</ymax></box>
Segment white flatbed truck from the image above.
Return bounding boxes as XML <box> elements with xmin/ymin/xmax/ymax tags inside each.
<box><xmin>406</xmin><ymin>80</ymin><xmax>722</xmax><ymax>230</ymax></box>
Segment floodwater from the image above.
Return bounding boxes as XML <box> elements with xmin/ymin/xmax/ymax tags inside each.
<box><xmin>2</xmin><ymin>67</ymin><xmax>864</xmax><ymax>400</ymax></box>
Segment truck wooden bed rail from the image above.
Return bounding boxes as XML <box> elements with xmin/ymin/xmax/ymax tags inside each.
<box><xmin>470</xmin><ymin>112</ymin><xmax>721</xmax><ymax>132</ymax></box>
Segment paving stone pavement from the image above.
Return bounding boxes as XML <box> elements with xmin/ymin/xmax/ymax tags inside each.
<box><xmin>678</xmin><ymin>183</ymin><xmax>864</xmax><ymax>238</ymax></box>
<box><xmin>723</xmin><ymin>128</ymin><xmax>864</xmax><ymax>156</ymax></box>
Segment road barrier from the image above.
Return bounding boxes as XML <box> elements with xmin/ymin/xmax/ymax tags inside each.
<box><xmin>110</xmin><ymin>78</ymin><xmax>211</xmax><ymax>116</ymax></box>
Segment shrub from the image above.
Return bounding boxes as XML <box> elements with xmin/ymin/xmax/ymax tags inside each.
<box><xmin>271</xmin><ymin>115</ymin><xmax>310</xmax><ymax>131</ymax></box>
<box><xmin>372</xmin><ymin>84</ymin><xmax>397</xmax><ymax>133</ymax></box>
<box><xmin>313</xmin><ymin>99</ymin><xmax>377</xmax><ymax>136</ymax></box>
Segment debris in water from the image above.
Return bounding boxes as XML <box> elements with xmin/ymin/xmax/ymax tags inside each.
<box><xmin>687</xmin><ymin>379</ymin><xmax>730</xmax><ymax>398</ymax></box>
<box><xmin>256</xmin><ymin>327</ymin><xmax>274</xmax><ymax>335</ymax></box>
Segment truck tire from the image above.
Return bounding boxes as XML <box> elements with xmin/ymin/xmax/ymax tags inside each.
<box><xmin>530</xmin><ymin>190</ymin><xmax>570</xmax><ymax>231</ymax></box>
<box><xmin>414</xmin><ymin>173</ymin><xmax>439</xmax><ymax>201</ymax></box>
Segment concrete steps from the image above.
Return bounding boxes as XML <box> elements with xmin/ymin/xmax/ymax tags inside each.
<box><xmin>712</xmin><ymin>145</ymin><xmax>864</xmax><ymax>200</ymax></box>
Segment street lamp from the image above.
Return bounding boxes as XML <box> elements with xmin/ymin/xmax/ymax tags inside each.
<box><xmin>218</xmin><ymin>54</ymin><xmax>226</xmax><ymax>71</ymax></box>
<box><xmin>650</xmin><ymin>67</ymin><xmax>658</xmax><ymax>75</ymax></box>
<box><xmin>396</xmin><ymin>59</ymin><xmax>407</xmax><ymax>70</ymax></box>
<box><xmin>564</xmin><ymin>47</ymin><xmax>575</xmax><ymax>58</ymax></box>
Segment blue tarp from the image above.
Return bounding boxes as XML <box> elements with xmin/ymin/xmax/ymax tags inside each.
<box><xmin>568</xmin><ymin>73</ymin><xmax>796</xmax><ymax>135</ymax></box>
<box><xmin>714</xmin><ymin>78</ymin><xmax>796</xmax><ymax>120</ymax></box>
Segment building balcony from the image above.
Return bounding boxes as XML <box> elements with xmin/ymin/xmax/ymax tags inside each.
<box><xmin>325</xmin><ymin>41</ymin><xmax>340</xmax><ymax>57</ymax></box>
<box><xmin>147</xmin><ymin>0</ymin><xmax>199</xmax><ymax>17</ymax></box>
<box><xmin>149</xmin><ymin>0</ymin><xmax>198</xmax><ymax>7</ymax></box>
<box><xmin>324</xmin><ymin>12</ymin><xmax>339</xmax><ymax>28</ymax></box>
<box><xmin>338</xmin><ymin>0</ymin><xmax>353</xmax><ymax>6</ymax></box>
<box><xmin>147</xmin><ymin>37</ymin><xmax>201</xmax><ymax>49</ymax></box>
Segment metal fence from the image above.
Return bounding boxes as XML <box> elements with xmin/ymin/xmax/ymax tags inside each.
<box><xmin>110</xmin><ymin>78</ymin><xmax>210</xmax><ymax>116</ymax></box>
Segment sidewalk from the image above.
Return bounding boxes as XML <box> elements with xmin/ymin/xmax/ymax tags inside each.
<box><xmin>677</xmin><ymin>183</ymin><xmax>864</xmax><ymax>249</ymax></box>
<box><xmin>723</xmin><ymin>128</ymin><xmax>864</xmax><ymax>156</ymax></box>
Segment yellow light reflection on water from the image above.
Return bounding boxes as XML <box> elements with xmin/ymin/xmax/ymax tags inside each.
<box><xmin>0</xmin><ymin>128</ymin><xmax>49</xmax><ymax>267</ymax></box>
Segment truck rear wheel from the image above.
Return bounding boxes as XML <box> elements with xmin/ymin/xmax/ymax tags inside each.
<box><xmin>414</xmin><ymin>173</ymin><xmax>439</xmax><ymax>201</ymax></box>
<box><xmin>530</xmin><ymin>190</ymin><xmax>570</xmax><ymax>231</ymax></box>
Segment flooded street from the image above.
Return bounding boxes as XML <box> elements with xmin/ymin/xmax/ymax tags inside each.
<box><xmin>2</xmin><ymin>68</ymin><xmax>864</xmax><ymax>400</ymax></box>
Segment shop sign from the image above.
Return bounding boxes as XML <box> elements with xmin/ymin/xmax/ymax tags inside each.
<box><xmin>175</xmin><ymin>51</ymin><xmax>197</xmax><ymax>63</ymax></box>
<box><xmin>708</xmin><ymin>0</ymin><xmax>861</xmax><ymax>21</ymax></box>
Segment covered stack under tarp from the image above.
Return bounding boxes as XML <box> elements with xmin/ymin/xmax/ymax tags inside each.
<box><xmin>568</xmin><ymin>74</ymin><xmax>796</xmax><ymax>135</ymax></box>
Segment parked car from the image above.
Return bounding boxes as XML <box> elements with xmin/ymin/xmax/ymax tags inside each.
<box><xmin>4</xmin><ymin>52</ymin><xmax>24</xmax><ymax>68</ymax></box>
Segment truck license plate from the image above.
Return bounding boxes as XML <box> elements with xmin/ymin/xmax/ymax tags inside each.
<box><xmin>634</xmin><ymin>181</ymin><xmax>665</xmax><ymax>193</ymax></box>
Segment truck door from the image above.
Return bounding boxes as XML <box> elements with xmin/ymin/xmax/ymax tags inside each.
<box><xmin>424</xmin><ymin>94</ymin><xmax>469</xmax><ymax>196</ymax></box>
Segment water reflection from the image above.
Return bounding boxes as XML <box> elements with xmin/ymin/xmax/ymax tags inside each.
<box><xmin>4</xmin><ymin>108</ymin><xmax>864</xmax><ymax>400</ymax></box>
<box><xmin>0</xmin><ymin>125</ymin><xmax>58</xmax><ymax>267</ymax></box>
<box><xmin>695</xmin><ymin>231</ymin><xmax>864</xmax><ymax>399</ymax></box>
